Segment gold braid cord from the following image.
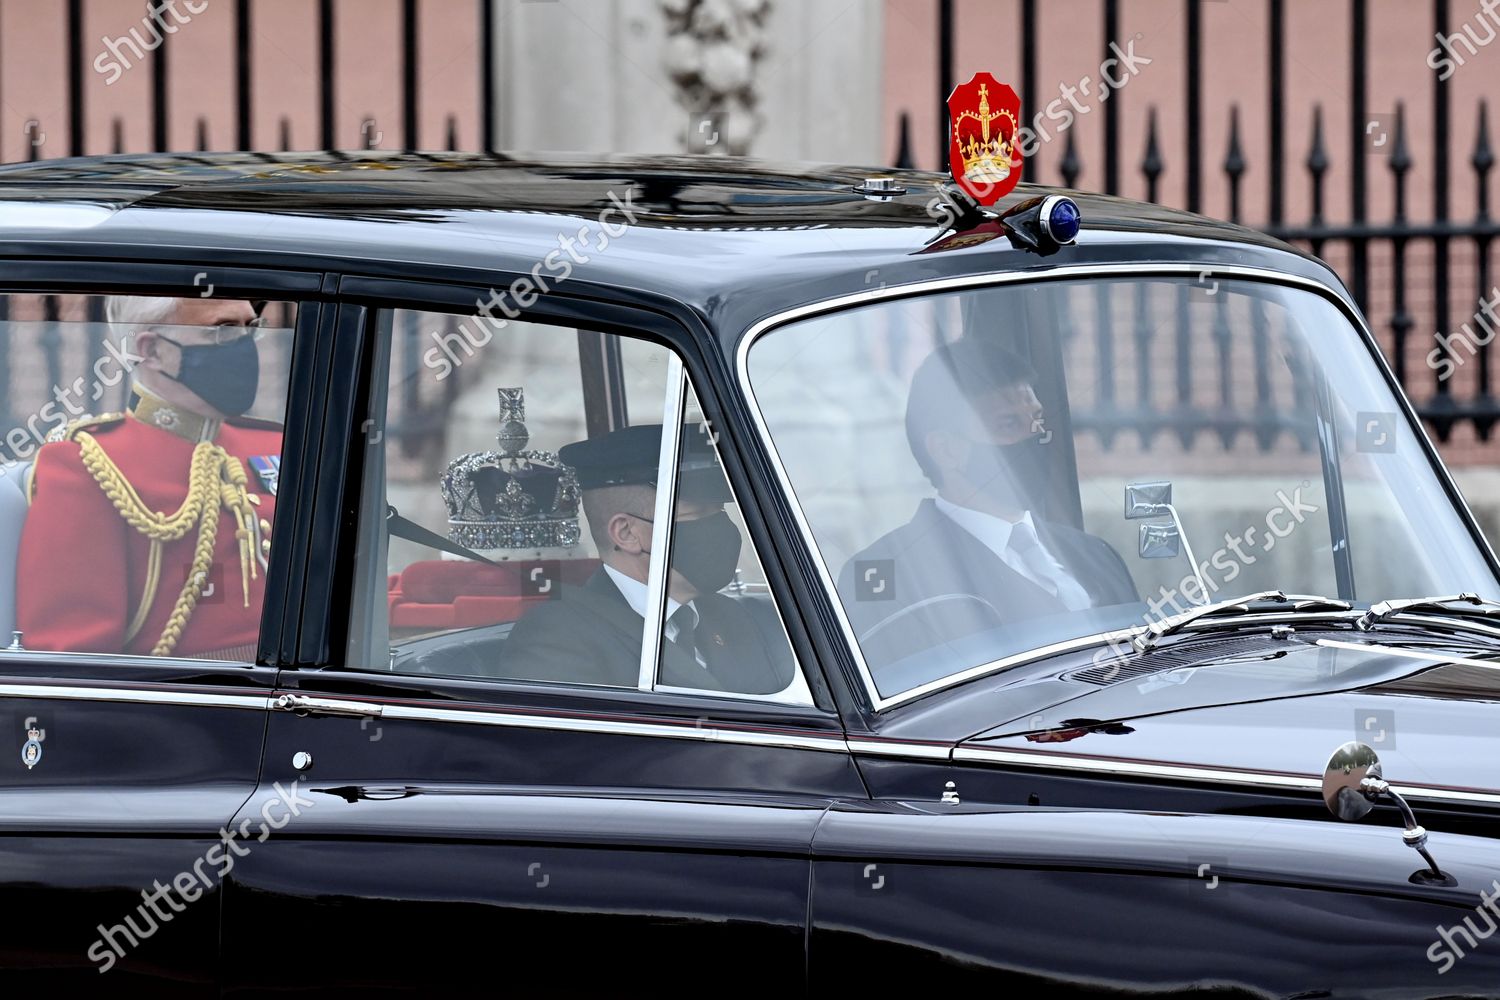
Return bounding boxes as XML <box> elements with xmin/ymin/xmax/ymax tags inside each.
<box><xmin>75</xmin><ymin>432</ymin><xmax>260</xmax><ymax>656</ymax></box>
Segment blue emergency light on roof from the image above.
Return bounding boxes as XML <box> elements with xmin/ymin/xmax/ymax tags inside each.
<box><xmin>996</xmin><ymin>194</ymin><xmax>1082</xmax><ymax>255</ymax></box>
<box><xmin>1040</xmin><ymin>195</ymin><xmax>1081</xmax><ymax>245</ymax></box>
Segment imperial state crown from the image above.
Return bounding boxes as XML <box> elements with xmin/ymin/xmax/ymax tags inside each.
<box><xmin>439</xmin><ymin>387</ymin><xmax>581</xmax><ymax>552</ymax></box>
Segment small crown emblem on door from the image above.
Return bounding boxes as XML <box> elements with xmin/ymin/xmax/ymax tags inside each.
<box><xmin>21</xmin><ymin>726</ymin><xmax>43</xmax><ymax>770</ymax></box>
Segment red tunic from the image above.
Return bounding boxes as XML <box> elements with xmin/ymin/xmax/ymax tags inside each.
<box><xmin>17</xmin><ymin>412</ymin><xmax>281</xmax><ymax>658</ymax></box>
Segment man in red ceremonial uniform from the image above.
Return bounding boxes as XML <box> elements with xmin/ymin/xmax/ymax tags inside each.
<box><xmin>17</xmin><ymin>296</ymin><xmax>283</xmax><ymax>659</ymax></box>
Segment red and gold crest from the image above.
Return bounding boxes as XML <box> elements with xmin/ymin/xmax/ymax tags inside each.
<box><xmin>947</xmin><ymin>72</ymin><xmax>1023</xmax><ymax>205</ymax></box>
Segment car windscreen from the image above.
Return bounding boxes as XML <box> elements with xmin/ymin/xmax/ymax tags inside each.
<box><xmin>744</xmin><ymin>275</ymin><xmax>1500</xmax><ymax>701</ymax></box>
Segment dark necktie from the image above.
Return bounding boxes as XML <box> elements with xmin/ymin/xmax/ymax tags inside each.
<box><xmin>668</xmin><ymin>605</ymin><xmax>700</xmax><ymax>665</ymax></box>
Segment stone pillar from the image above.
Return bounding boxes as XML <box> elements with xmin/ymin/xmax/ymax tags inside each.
<box><xmin>489</xmin><ymin>0</ymin><xmax>884</xmax><ymax>164</ymax></box>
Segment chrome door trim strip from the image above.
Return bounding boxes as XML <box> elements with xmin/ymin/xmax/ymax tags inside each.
<box><xmin>952</xmin><ymin>745</ymin><xmax>1500</xmax><ymax>807</ymax></box>
<box><xmin>953</xmin><ymin>745</ymin><xmax>1321</xmax><ymax>791</ymax></box>
<box><xmin>11</xmin><ymin>679</ymin><xmax>1497</xmax><ymax>806</ymax></box>
<box><xmin>1396</xmin><ymin>785</ymin><xmax>1500</xmax><ymax>807</ymax></box>
<box><xmin>0</xmin><ymin>676</ymin><xmax>849</xmax><ymax>751</ymax></box>
<box><xmin>378</xmin><ymin>701</ymin><xmax>851</xmax><ymax>753</ymax></box>
<box><xmin>0</xmin><ymin>680</ymin><xmax>270</xmax><ymax>711</ymax></box>
<box><xmin>732</xmin><ymin>262</ymin><xmax>1466</xmax><ymax>713</ymax></box>
<box><xmin>846</xmin><ymin>738</ymin><xmax>953</xmax><ymax>760</ymax></box>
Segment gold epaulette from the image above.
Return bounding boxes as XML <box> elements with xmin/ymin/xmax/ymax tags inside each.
<box><xmin>51</xmin><ymin>411</ymin><xmax>125</xmax><ymax>444</ymax></box>
<box><xmin>28</xmin><ymin>412</ymin><xmax>125</xmax><ymax>504</ymax></box>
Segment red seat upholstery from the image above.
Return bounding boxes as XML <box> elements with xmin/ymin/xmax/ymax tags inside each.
<box><xmin>387</xmin><ymin>558</ymin><xmax>600</xmax><ymax>632</ymax></box>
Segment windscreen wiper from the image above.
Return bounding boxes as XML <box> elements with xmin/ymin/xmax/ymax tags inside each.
<box><xmin>1355</xmin><ymin>593</ymin><xmax>1500</xmax><ymax>631</ymax></box>
<box><xmin>1132</xmin><ymin>589</ymin><xmax>1352</xmax><ymax>653</ymax></box>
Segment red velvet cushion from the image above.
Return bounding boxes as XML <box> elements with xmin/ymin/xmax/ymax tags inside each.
<box><xmin>394</xmin><ymin>558</ymin><xmax>601</xmax><ymax>604</ymax></box>
<box><xmin>389</xmin><ymin>602</ymin><xmax>457</xmax><ymax>628</ymax></box>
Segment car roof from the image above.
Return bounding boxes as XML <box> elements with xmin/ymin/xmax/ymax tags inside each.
<box><xmin>0</xmin><ymin>151</ymin><xmax>1345</xmax><ymax>340</ymax></box>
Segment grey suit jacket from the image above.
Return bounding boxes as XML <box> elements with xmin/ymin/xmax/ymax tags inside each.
<box><xmin>502</xmin><ymin>569</ymin><xmax>791</xmax><ymax>694</ymax></box>
<box><xmin>836</xmin><ymin>499</ymin><xmax>1139</xmax><ymax>680</ymax></box>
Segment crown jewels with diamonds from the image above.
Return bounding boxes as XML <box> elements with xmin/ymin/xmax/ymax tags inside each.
<box><xmin>440</xmin><ymin>387</ymin><xmax>581</xmax><ymax>552</ymax></box>
<box><xmin>954</xmin><ymin>82</ymin><xmax>1018</xmax><ymax>185</ymax></box>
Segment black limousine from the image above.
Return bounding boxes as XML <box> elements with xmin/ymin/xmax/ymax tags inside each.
<box><xmin>0</xmin><ymin>151</ymin><xmax>1497</xmax><ymax>997</ymax></box>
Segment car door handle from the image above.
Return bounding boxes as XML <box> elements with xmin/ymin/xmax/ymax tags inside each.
<box><xmin>272</xmin><ymin>694</ymin><xmax>383</xmax><ymax>719</ymax></box>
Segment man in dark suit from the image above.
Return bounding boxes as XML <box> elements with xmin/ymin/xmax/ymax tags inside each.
<box><xmin>503</xmin><ymin>424</ymin><xmax>793</xmax><ymax>695</ymax></box>
<box><xmin>838</xmin><ymin>337</ymin><xmax>1138</xmax><ymax>683</ymax></box>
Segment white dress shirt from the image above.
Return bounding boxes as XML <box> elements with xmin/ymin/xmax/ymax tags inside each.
<box><xmin>602</xmin><ymin>564</ymin><xmax>708</xmax><ymax>668</ymax></box>
<box><xmin>932</xmin><ymin>498</ymin><xmax>1093</xmax><ymax>611</ymax></box>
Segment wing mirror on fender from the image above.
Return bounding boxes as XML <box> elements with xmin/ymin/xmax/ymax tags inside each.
<box><xmin>1322</xmin><ymin>741</ymin><xmax>1455</xmax><ymax>886</ymax></box>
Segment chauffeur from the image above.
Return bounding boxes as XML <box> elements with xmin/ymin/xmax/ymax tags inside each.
<box><xmin>16</xmin><ymin>296</ymin><xmax>281</xmax><ymax>659</ymax></box>
<box><xmin>504</xmin><ymin>424</ymin><xmax>789</xmax><ymax>694</ymax></box>
<box><xmin>839</xmin><ymin>336</ymin><xmax>1138</xmax><ymax>674</ymax></box>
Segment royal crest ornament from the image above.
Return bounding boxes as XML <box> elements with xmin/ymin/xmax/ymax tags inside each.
<box><xmin>21</xmin><ymin>725</ymin><xmax>42</xmax><ymax>770</ymax></box>
<box><xmin>947</xmin><ymin>72</ymin><xmax>1023</xmax><ymax>206</ymax></box>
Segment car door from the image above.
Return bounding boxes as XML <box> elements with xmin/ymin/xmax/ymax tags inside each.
<box><xmin>0</xmin><ymin>269</ymin><xmax>320</xmax><ymax>993</ymax></box>
<box><xmin>220</xmin><ymin>289</ymin><xmax>863</xmax><ymax>996</ymax></box>
<box><xmin>808</xmin><ymin>801</ymin><xmax>1500</xmax><ymax>994</ymax></box>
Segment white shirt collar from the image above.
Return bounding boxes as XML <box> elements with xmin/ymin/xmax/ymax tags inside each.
<box><xmin>932</xmin><ymin>496</ymin><xmax>1036</xmax><ymax>552</ymax></box>
<box><xmin>602</xmin><ymin>564</ymin><xmax>697</xmax><ymax>636</ymax></box>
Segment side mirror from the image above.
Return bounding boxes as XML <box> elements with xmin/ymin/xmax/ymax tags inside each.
<box><xmin>1321</xmin><ymin>740</ymin><xmax>1381</xmax><ymax>820</ymax></box>
<box><xmin>1126</xmin><ymin>481</ymin><xmax>1182</xmax><ymax>559</ymax></box>
<box><xmin>1321</xmin><ymin>741</ymin><xmax>1455</xmax><ymax>885</ymax></box>
<box><xmin>1125</xmin><ymin>480</ymin><xmax>1173</xmax><ymax>519</ymax></box>
<box><xmin>1137</xmin><ymin>522</ymin><xmax>1181</xmax><ymax>560</ymax></box>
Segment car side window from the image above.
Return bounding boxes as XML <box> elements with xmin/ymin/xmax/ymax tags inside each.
<box><xmin>349</xmin><ymin>306</ymin><xmax>809</xmax><ymax>705</ymax></box>
<box><xmin>2</xmin><ymin>291</ymin><xmax>295</xmax><ymax>661</ymax></box>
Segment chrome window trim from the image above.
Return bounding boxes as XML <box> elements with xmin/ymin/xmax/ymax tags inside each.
<box><xmin>0</xmin><ymin>677</ymin><xmax>845</xmax><ymax>751</ymax></box>
<box><xmin>733</xmin><ymin>261</ymin><xmax>1497</xmax><ymax>712</ymax></box>
<box><xmin>654</xmin><ymin>677</ymin><xmax>814</xmax><ymax>705</ymax></box>
<box><xmin>638</xmin><ymin>355</ymin><xmax>687</xmax><ymax>691</ymax></box>
<box><xmin>378</xmin><ymin>700</ymin><xmax>848</xmax><ymax>752</ymax></box>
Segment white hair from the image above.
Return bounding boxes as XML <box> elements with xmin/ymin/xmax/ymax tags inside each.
<box><xmin>106</xmin><ymin>295</ymin><xmax>179</xmax><ymax>328</ymax></box>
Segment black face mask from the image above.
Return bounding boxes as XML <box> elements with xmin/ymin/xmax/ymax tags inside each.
<box><xmin>156</xmin><ymin>332</ymin><xmax>260</xmax><ymax>417</ymax></box>
<box><xmin>631</xmin><ymin>510</ymin><xmax>743</xmax><ymax>594</ymax></box>
<box><xmin>959</xmin><ymin>434</ymin><xmax>1048</xmax><ymax>512</ymax></box>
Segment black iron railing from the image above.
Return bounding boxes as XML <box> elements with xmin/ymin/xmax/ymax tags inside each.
<box><xmin>45</xmin><ymin>0</ymin><xmax>494</xmax><ymax>159</ymax></box>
